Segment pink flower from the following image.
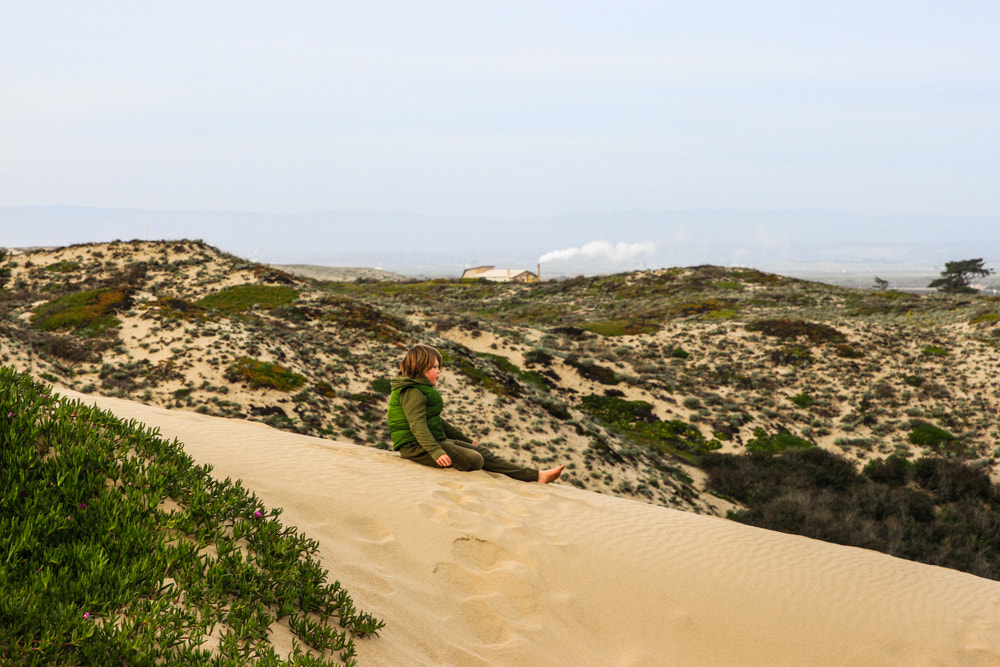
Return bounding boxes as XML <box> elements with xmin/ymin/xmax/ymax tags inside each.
<box><xmin>6</xmin><ymin>412</ymin><xmax>11</xmax><ymax>417</ymax></box>
<box><xmin>253</xmin><ymin>510</ymin><xmax>263</xmax><ymax>519</ymax></box>
<box><xmin>83</xmin><ymin>612</ymin><xmax>90</xmax><ymax>620</ymax></box>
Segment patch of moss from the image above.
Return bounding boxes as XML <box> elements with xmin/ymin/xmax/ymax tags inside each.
<box><xmin>45</xmin><ymin>260</ymin><xmax>80</xmax><ymax>273</ymax></box>
<box><xmin>225</xmin><ymin>357</ymin><xmax>306</xmax><ymax>391</ymax></box>
<box><xmin>908</xmin><ymin>423</ymin><xmax>961</xmax><ymax>455</ymax></box>
<box><xmin>198</xmin><ymin>284</ymin><xmax>299</xmax><ymax>312</ymax></box>
<box><xmin>30</xmin><ymin>287</ymin><xmax>132</xmax><ymax>337</ymax></box>
<box><xmin>745</xmin><ymin>427</ymin><xmax>814</xmax><ymax>453</ymax></box>
<box><xmin>790</xmin><ymin>393</ymin><xmax>814</xmax><ymax>408</ymax></box>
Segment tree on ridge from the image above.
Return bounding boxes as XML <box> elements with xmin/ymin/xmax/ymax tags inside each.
<box><xmin>928</xmin><ymin>258</ymin><xmax>994</xmax><ymax>294</ymax></box>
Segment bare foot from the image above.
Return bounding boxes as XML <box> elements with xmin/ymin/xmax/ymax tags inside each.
<box><xmin>538</xmin><ymin>465</ymin><xmax>565</xmax><ymax>484</ymax></box>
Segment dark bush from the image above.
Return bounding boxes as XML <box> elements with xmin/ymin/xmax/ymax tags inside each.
<box><xmin>914</xmin><ymin>458</ymin><xmax>994</xmax><ymax>503</ymax></box>
<box><xmin>863</xmin><ymin>454</ymin><xmax>913</xmax><ymax>487</ymax></box>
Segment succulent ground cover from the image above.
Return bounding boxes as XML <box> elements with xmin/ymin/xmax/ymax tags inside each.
<box><xmin>0</xmin><ymin>366</ymin><xmax>382</xmax><ymax>665</ymax></box>
<box><xmin>1</xmin><ymin>241</ymin><xmax>999</xmax><ymax>520</ymax></box>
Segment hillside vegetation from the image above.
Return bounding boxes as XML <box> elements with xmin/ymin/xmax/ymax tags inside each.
<box><xmin>0</xmin><ymin>366</ymin><xmax>381</xmax><ymax>665</ymax></box>
<box><xmin>2</xmin><ymin>240</ymin><xmax>1000</xmax><ymax>575</ymax></box>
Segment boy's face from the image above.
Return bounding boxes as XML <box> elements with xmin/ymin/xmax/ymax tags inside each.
<box><xmin>424</xmin><ymin>360</ymin><xmax>441</xmax><ymax>386</ymax></box>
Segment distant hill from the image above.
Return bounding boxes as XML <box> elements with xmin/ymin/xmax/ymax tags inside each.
<box><xmin>3</xmin><ymin>206</ymin><xmax>998</xmax><ymax>277</ymax></box>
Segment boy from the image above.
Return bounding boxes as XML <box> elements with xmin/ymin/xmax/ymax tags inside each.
<box><xmin>387</xmin><ymin>344</ymin><xmax>564</xmax><ymax>483</ymax></box>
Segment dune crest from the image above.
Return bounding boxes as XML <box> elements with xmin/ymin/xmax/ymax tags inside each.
<box><xmin>60</xmin><ymin>387</ymin><xmax>1000</xmax><ymax>666</ymax></box>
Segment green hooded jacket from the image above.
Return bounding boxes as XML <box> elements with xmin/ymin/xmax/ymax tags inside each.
<box><xmin>388</xmin><ymin>375</ymin><xmax>479</xmax><ymax>462</ymax></box>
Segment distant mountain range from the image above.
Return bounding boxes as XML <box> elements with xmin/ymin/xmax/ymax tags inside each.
<box><xmin>3</xmin><ymin>206</ymin><xmax>998</xmax><ymax>278</ymax></box>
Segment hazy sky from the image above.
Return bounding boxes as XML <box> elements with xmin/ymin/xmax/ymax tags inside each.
<box><xmin>2</xmin><ymin>1</ymin><xmax>998</xmax><ymax>220</ymax></box>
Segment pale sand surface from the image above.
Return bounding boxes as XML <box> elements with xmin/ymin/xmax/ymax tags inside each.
<box><xmin>59</xmin><ymin>387</ymin><xmax>1000</xmax><ymax>666</ymax></box>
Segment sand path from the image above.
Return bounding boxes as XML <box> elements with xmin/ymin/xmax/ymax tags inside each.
<box><xmin>59</xmin><ymin>388</ymin><xmax>1000</xmax><ymax>666</ymax></box>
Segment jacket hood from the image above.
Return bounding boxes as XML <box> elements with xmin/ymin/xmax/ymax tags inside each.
<box><xmin>390</xmin><ymin>375</ymin><xmax>432</xmax><ymax>391</ymax></box>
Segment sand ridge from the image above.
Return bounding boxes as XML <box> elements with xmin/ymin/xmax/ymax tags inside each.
<box><xmin>58</xmin><ymin>387</ymin><xmax>1000</xmax><ymax>666</ymax></box>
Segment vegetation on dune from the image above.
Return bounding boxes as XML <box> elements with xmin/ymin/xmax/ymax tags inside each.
<box><xmin>703</xmin><ymin>448</ymin><xmax>1000</xmax><ymax>581</ymax></box>
<box><xmin>30</xmin><ymin>287</ymin><xmax>133</xmax><ymax>337</ymax></box>
<box><xmin>226</xmin><ymin>357</ymin><xmax>307</xmax><ymax>392</ymax></box>
<box><xmin>579</xmin><ymin>393</ymin><xmax>722</xmax><ymax>462</ymax></box>
<box><xmin>198</xmin><ymin>284</ymin><xmax>299</xmax><ymax>313</ymax></box>
<box><xmin>0</xmin><ymin>368</ymin><xmax>382</xmax><ymax>665</ymax></box>
<box><xmin>929</xmin><ymin>258</ymin><xmax>994</xmax><ymax>294</ymax></box>
<box><xmin>4</xmin><ymin>242</ymin><xmax>1000</xmax><ymax>582</ymax></box>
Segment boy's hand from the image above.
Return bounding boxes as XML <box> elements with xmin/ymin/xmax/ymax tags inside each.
<box><xmin>436</xmin><ymin>453</ymin><xmax>452</xmax><ymax>467</ymax></box>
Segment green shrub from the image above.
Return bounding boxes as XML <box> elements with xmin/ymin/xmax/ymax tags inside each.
<box><xmin>908</xmin><ymin>423</ymin><xmax>957</xmax><ymax>448</ymax></box>
<box><xmin>701</xmin><ymin>447</ymin><xmax>1000</xmax><ymax>580</ymax></box>
<box><xmin>30</xmin><ymin>287</ymin><xmax>132</xmax><ymax>337</ymax></box>
<box><xmin>921</xmin><ymin>345</ymin><xmax>949</xmax><ymax>357</ymax></box>
<box><xmin>790</xmin><ymin>393</ymin><xmax>814</xmax><ymax>408</ymax></box>
<box><xmin>371</xmin><ymin>377</ymin><xmax>392</xmax><ymax>394</ymax></box>
<box><xmin>199</xmin><ymin>284</ymin><xmax>298</xmax><ymax>312</ymax></box>
<box><xmin>565</xmin><ymin>356</ymin><xmax>620</xmax><ymax>385</ymax></box>
<box><xmin>0</xmin><ymin>367</ymin><xmax>382</xmax><ymax>664</ymax></box>
<box><xmin>45</xmin><ymin>259</ymin><xmax>81</xmax><ymax>273</ymax></box>
<box><xmin>579</xmin><ymin>394</ymin><xmax>720</xmax><ymax>459</ymax></box>
<box><xmin>745</xmin><ymin>427</ymin><xmax>813</xmax><ymax>453</ymax></box>
<box><xmin>745</xmin><ymin>319</ymin><xmax>847</xmax><ymax>344</ymax></box>
<box><xmin>226</xmin><ymin>357</ymin><xmax>306</xmax><ymax>391</ymax></box>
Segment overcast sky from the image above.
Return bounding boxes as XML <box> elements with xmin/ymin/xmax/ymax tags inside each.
<box><xmin>2</xmin><ymin>1</ymin><xmax>998</xmax><ymax>222</ymax></box>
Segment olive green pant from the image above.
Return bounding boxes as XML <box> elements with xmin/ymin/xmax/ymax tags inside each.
<box><xmin>399</xmin><ymin>439</ymin><xmax>538</xmax><ymax>482</ymax></box>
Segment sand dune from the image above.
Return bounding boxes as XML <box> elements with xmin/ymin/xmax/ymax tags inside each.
<box><xmin>60</xmin><ymin>387</ymin><xmax>1000</xmax><ymax>666</ymax></box>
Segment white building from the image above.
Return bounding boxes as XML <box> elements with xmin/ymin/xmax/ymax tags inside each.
<box><xmin>461</xmin><ymin>265</ymin><xmax>540</xmax><ymax>283</ymax></box>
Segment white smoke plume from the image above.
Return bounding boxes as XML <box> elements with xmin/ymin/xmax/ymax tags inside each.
<box><xmin>539</xmin><ymin>240</ymin><xmax>656</xmax><ymax>264</ymax></box>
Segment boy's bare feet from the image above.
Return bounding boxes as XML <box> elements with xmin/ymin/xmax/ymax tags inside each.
<box><xmin>538</xmin><ymin>465</ymin><xmax>565</xmax><ymax>484</ymax></box>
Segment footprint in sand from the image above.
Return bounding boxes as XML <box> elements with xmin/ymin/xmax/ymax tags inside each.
<box><xmin>433</xmin><ymin>535</ymin><xmax>546</xmax><ymax>644</ymax></box>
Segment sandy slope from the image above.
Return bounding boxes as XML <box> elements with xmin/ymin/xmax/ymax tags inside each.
<box><xmin>59</xmin><ymin>387</ymin><xmax>1000</xmax><ymax>667</ymax></box>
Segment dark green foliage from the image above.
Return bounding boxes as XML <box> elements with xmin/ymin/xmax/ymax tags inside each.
<box><xmin>745</xmin><ymin>318</ymin><xmax>847</xmax><ymax>344</ymax></box>
<box><xmin>199</xmin><ymin>284</ymin><xmax>299</xmax><ymax>312</ymax></box>
<box><xmin>790</xmin><ymin>393</ymin><xmax>814</xmax><ymax>408</ymax></box>
<box><xmin>477</xmin><ymin>352</ymin><xmax>549</xmax><ymax>392</ymax></box>
<box><xmin>703</xmin><ymin>447</ymin><xmax>1000</xmax><ymax>580</ymax></box>
<box><xmin>226</xmin><ymin>357</ymin><xmax>306</xmax><ymax>392</ymax></box>
<box><xmin>579</xmin><ymin>394</ymin><xmax>720</xmax><ymax>460</ymax></box>
<box><xmin>30</xmin><ymin>287</ymin><xmax>133</xmax><ymax>337</ymax></box>
<box><xmin>921</xmin><ymin>344</ymin><xmax>949</xmax><ymax>357</ymax></box>
<box><xmin>565</xmin><ymin>356</ymin><xmax>620</xmax><ymax>385</ymax></box>
<box><xmin>928</xmin><ymin>258</ymin><xmax>994</xmax><ymax>294</ymax></box>
<box><xmin>0</xmin><ymin>367</ymin><xmax>382</xmax><ymax>665</ymax></box>
<box><xmin>745</xmin><ymin>427</ymin><xmax>813</xmax><ymax>453</ymax></box>
<box><xmin>863</xmin><ymin>454</ymin><xmax>914</xmax><ymax>486</ymax></box>
<box><xmin>45</xmin><ymin>259</ymin><xmax>81</xmax><ymax>273</ymax></box>
<box><xmin>444</xmin><ymin>350</ymin><xmax>523</xmax><ymax>398</ymax></box>
<box><xmin>523</xmin><ymin>348</ymin><xmax>553</xmax><ymax>365</ymax></box>
<box><xmin>908</xmin><ymin>423</ymin><xmax>958</xmax><ymax>451</ymax></box>
<box><xmin>0</xmin><ymin>248</ymin><xmax>9</xmax><ymax>289</ymax></box>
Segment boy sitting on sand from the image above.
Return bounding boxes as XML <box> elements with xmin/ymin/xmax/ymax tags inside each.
<box><xmin>387</xmin><ymin>344</ymin><xmax>564</xmax><ymax>483</ymax></box>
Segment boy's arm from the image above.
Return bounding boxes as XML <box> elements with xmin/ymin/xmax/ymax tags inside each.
<box><xmin>442</xmin><ymin>420</ymin><xmax>472</xmax><ymax>443</ymax></box>
<box><xmin>399</xmin><ymin>388</ymin><xmax>447</xmax><ymax>461</ymax></box>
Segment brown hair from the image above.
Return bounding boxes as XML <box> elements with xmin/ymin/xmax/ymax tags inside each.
<box><xmin>400</xmin><ymin>344</ymin><xmax>442</xmax><ymax>378</ymax></box>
